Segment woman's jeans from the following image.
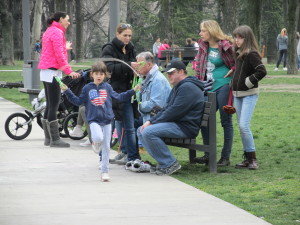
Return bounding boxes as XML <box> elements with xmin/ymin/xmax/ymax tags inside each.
<box><xmin>234</xmin><ymin>94</ymin><xmax>258</xmax><ymax>153</ymax></box>
<box><xmin>137</xmin><ymin>122</ymin><xmax>187</xmax><ymax>168</ymax></box>
<box><xmin>201</xmin><ymin>85</ymin><xmax>233</xmax><ymax>159</ymax></box>
<box><xmin>90</xmin><ymin>123</ymin><xmax>111</xmax><ymax>173</ymax></box>
<box><xmin>116</xmin><ymin>100</ymin><xmax>140</xmax><ymax>161</ymax></box>
<box><xmin>276</xmin><ymin>49</ymin><xmax>287</xmax><ymax>68</ymax></box>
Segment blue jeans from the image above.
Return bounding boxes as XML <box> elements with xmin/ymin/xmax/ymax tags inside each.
<box><xmin>115</xmin><ymin>120</ymin><xmax>127</xmax><ymax>154</ymax></box>
<box><xmin>119</xmin><ymin>100</ymin><xmax>140</xmax><ymax>161</ymax></box>
<box><xmin>234</xmin><ymin>94</ymin><xmax>258</xmax><ymax>152</ymax></box>
<box><xmin>298</xmin><ymin>55</ymin><xmax>300</xmax><ymax>69</ymax></box>
<box><xmin>201</xmin><ymin>85</ymin><xmax>233</xmax><ymax>159</ymax></box>
<box><xmin>137</xmin><ymin>122</ymin><xmax>188</xmax><ymax>168</ymax></box>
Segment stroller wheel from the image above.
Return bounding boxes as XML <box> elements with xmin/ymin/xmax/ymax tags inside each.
<box><xmin>5</xmin><ymin>113</ymin><xmax>32</xmax><ymax>140</ymax></box>
<box><xmin>63</xmin><ymin>112</ymin><xmax>88</xmax><ymax>140</ymax></box>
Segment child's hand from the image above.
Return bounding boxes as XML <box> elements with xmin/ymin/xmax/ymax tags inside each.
<box><xmin>133</xmin><ymin>84</ymin><xmax>140</xmax><ymax>91</ymax></box>
<box><xmin>60</xmin><ymin>83</ymin><xmax>68</xmax><ymax>91</ymax></box>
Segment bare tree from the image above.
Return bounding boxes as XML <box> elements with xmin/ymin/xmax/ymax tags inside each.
<box><xmin>287</xmin><ymin>0</ymin><xmax>299</xmax><ymax>74</ymax></box>
<box><xmin>0</xmin><ymin>0</ymin><xmax>14</xmax><ymax>65</ymax></box>
<box><xmin>12</xmin><ymin>0</ymin><xmax>23</xmax><ymax>60</ymax></box>
<box><xmin>31</xmin><ymin>0</ymin><xmax>43</xmax><ymax>60</ymax></box>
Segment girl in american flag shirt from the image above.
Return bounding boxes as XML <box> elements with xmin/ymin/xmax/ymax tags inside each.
<box><xmin>61</xmin><ymin>61</ymin><xmax>139</xmax><ymax>181</ymax></box>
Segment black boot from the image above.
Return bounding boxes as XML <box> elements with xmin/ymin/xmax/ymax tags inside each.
<box><xmin>194</xmin><ymin>153</ymin><xmax>209</xmax><ymax>165</ymax></box>
<box><xmin>248</xmin><ymin>152</ymin><xmax>259</xmax><ymax>170</ymax></box>
<box><xmin>41</xmin><ymin>119</ymin><xmax>50</xmax><ymax>146</ymax></box>
<box><xmin>235</xmin><ymin>152</ymin><xmax>249</xmax><ymax>169</ymax></box>
<box><xmin>48</xmin><ymin>120</ymin><xmax>70</xmax><ymax>148</ymax></box>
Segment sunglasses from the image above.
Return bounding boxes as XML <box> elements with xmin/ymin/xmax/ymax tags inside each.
<box><xmin>120</xmin><ymin>23</ymin><xmax>132</xmax><ymax>29</ymax></box>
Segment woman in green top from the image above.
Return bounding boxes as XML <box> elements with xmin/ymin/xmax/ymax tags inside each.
<box><xmin>193</xmin><ymin>20</ymin><xmax>235</xmax><ymax>166</ymax></box>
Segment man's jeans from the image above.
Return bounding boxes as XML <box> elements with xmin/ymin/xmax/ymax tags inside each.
<box><xmin>201</xmin><ymin>84</ymin><xmax>233</xmax><ymax>159</ymax></box>
<box><xmin>234</xmin><ymin>94</ymin><xmax>258</xmax><ymax>152</ymax></box>
<box><xmin>117</xmin><ymin>100</ymin><xmax>140</xmax><ymax>161</ymax></box>
<box><xmin>137</xmin><ymin>122</ymin><xmax>188</xmax><ymax>168</ymax></box>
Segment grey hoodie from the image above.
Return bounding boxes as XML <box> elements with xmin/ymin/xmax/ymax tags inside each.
<box><xmin>276</xmin><ymin>34</ymin><xmax>288</xmax><ymax>51</ymax></box>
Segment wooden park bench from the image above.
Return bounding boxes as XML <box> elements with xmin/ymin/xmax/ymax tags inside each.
<box><xmin>163</xmin><ymin>92</ymin><xmax>217</xmax><ymax>173</ymax></box>
<box><xmin>159</xmin><ymin>47</ymin><xmax>198</xmax><ymax>66</ymax></box>
<box><xmin>0</xmin><ymin>81</ymin><xmax>24</xmax><ymax>89</ymax></box>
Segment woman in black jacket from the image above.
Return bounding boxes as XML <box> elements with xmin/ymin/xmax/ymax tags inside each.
<box><xmin>101</xmin><ymin>23</ymin><xmax>140</xmax><ymax>164</ymax></box>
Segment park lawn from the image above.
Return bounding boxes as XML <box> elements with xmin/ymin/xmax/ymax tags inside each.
<box><xmin>1</xmin><ymin>62</ymin><xmax>300</xmax><ymax>225</ymax></box>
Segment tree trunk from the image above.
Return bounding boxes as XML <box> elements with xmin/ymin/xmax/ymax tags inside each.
<box><xmin>218</xmin><ymin>0</ymin><xmax>239</xmax><ymax>36</ymax></box>
<box><xmin>0</xmin><ymin>0</ymin><xmax>14</xmax><ymax>65</ymax></box>
<box><xmin>55</xmin><ymin>0</ymin><xmax>66</xmax><ymax>12</ymax></box>
<box><xmin>31</xmin><ymin>0</ymin><xmax>43</xmax><ymax>60</ymax></box>
<box><xmin>12</xmin><ymin>0</ymin><xmax>22</xmax><ymax>60</ymax></box>
<box><xmin>287</xmin><ymin>0</ymin><xmax>299</xmax><ymax>74</ymax></box>
<box><xmin>75</xmin><ymin>0</ymin><xmax>83</xmax><ymax>62</ymax></box>
<box><xmin>245</xmin><ymin>0</ymin><xmax>263</xmax><ymax>47</ymax></box>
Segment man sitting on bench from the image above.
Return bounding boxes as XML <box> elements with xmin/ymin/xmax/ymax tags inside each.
<box><xmin>137</xmin><ymin>60</ymin><xmax>205</xmax><ymax>175</ymax></box>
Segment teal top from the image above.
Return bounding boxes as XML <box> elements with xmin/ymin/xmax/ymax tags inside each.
<box><xmin>206</xmin><ymin>47</ymin><xmax>231</xmax><ymax>92</ymax></box>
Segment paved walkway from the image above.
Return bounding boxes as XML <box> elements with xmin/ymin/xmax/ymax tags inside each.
<box><xmin>0</xmin><ymin>97</ymin><xmax>272</xmax><ymax>225</ymax></box>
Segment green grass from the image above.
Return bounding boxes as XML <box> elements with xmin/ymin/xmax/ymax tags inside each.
<box><xmin>1</xmin><ymin>61</ymin><xmax>300</xmax><ymax>225</ymax></box>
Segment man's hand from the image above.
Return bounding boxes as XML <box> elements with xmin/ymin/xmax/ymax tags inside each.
<box><xmin>139</xmin><ymin>121</ymin><xmax>152</xmax><ymax>133</ymax></box>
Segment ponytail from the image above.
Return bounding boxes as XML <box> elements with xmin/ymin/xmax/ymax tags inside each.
<box><xmin>46</xmin><ymin>12</ymin><xmax>67</xmax><ymax>26</ymax></box>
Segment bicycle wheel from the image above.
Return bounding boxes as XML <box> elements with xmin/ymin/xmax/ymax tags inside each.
<box><xmin>5</xmin><ymin>113</ymin><xmax>32</xmax><ymax>140</ymax></box>
<box><xmin>63</xmin><ymin>112</ymin><xmax>88</xmax><ymax>140</ymax></box>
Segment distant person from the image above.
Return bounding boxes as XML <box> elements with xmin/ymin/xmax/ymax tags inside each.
<box><xmin>61</xmin><ymin>61</ymin><xmax>139</xmax><ymax>181</ymax></box>
<box><xmin>152</xmin><ymin>37</ymin><xmax>161</xmax><ymax>65</ymax></box>
<box><xmin>183</xmin><ymin>38</ymin><xmax>195</xmax><ymax>66</ymax></box>
<box><xmin>158</xmin><ymin>39</ymin><xmax>170</xmax><ymax>60</ymax></box>
<box><xmin>38</xmin><ymin>11</ymin><xmax>80</xmax><ymax>148</ymax></box>
<box><xmin>192</xmin><ymin>38</ymin><xmax>199</xmax><ymax>49</ymax></box>
<box><xmin>137</xmin><ymin>60</ymin><xmax>205</xmax><ymax>175</ymax></box>
<box><xmin>193</xmin><ymin>20</ymin><xmax>235</xmax><ymax>167</ymax></box>
<box><xmin>297</xmin><ymin>32</ymin><xmax>300</xmax><ymax>70</ymax></box>
<box><xmin>275</xmin><ymin>28</ymin><xmax>288</xmax><ymax>71</ymax></box>
<box><xmin>232</xmin><ymin>25</ymin><xmax>266</xmax><ymax>170</ymax></box>
<box><xmin>34</xmin><ymin>40</ymin><xmax>41</xmax><ymax>56</ymax></box>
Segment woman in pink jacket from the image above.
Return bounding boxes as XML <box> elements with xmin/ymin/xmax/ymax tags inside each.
<box><xmin>38</xmin><ymin>12</ymin><xmax>80</xmax><ymax>148</ymax></box>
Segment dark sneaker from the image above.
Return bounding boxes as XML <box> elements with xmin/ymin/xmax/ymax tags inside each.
<box><xmin>109</xmin><ymin>152</ymin><xmax>127</xmax><ymax>164</ymax></box>
<box><xmin>155</xmin><ymin>161</ymin><xmax>181</xmax><ymax>176</ymax></box>
<box><xmin>217</xmin><ymin>158</ymin><xmax>230</xmax><ymax>166</ymax></box>
<box><xmin>194</xmin><ymin>154</ymin><xmax>209</xmax><ymax>165</ymax></box>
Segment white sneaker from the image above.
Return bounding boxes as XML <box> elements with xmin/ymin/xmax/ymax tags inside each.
<box><xmin>101</xmin><ymin>173</ymin><xmax>110</xmax><ymax>182</ymax></box>
<box><xmin>70</xmin><ymin>126</ymin><xmax>84</xmax><ymax>137</ymax></box>
<box><xmin>283</xmin><ymin>67</ymin><xmax>287</xmax><ymax>71</ymax></box>
<box><xmin>79</xmin><ymin>139</ymin><xmax>91</xmax><ymax>147</ymax></box>
<box><xmin>92</xmin><ymin>142</ymin><xmax>101</xmax><ymax>154</ymax></box>
<box><xmin>274</xmin><ymin>68</ymin><xmax>278</xmax><ymax>71</ymax></box>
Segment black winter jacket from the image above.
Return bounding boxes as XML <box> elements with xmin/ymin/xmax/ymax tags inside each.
<box><xmin>101</xmin><ymin>37</ymin><xmax>137</xmax><ymax>120</ymax></box>
<box><xmin>232</xmin><ymin>51</ymin><xmax>266</xmax><ymax>97</ymax></box>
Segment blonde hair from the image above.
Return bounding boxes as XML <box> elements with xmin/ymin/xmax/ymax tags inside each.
<box><xmin>200</xmin><ymin>20</ymin><xmax>233</xmax><ymax>43</ymax></box>
<box><xmin>280</xmin><ymin>28</ymin><xmax>287</xmax><ymax>38</ymax></box>
<box><xmin>233</xmin><ymin>25</ymin><xmax>261</xmax><ymax>59</ymax></box>
<box><xmin>91</xmin><ymin>61</ymin><xmax>111</xmax><ymax>78</ymax></box>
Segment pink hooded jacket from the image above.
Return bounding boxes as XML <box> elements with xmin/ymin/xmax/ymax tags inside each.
<box><xmin>38</xmin><ymin>21</ymin><xmax>72</xmax><ymax>75</ymax></box>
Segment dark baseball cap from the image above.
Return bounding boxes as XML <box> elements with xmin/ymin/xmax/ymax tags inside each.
<box><xmin>163</xmin><ymin>60</ymin><xmax>186</xmax><ymax>73</ymax></box>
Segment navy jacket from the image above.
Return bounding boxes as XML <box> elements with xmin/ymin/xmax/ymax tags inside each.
<box><xmin>64</xmin><ymin>82</ymin><xmax>135</xmax><ymax>126</ymax></box>
<box><xmin>149</xmin><ymin>76</ymin><xmax>205</xmax><ymax>138</ymax></box>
